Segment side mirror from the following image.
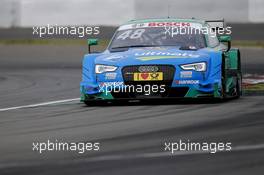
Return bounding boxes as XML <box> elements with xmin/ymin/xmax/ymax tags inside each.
<box><xmin>219</xmin><ymin>35</ymin><xmax>231</xmax><ymax>52</ymax></box>
<box><xmin>87</xmin><ymin>39</ymin><xmax>98</xmax><ymax>53</ymax></box>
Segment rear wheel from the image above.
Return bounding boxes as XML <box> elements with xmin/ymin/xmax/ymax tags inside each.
<box><xmin>234</xmin><ymin>55</ymin><xmax>242</xmax><ymax>99</ymax></box>
<box><xmin>234</xmin><ymin>75</ymin><xmax>242</xmax><ymax>99</ymax></box>
<box><xmin>221</xmin><ymin>76</ymin><xmax>227</xmax><ymax>99</ymax></box>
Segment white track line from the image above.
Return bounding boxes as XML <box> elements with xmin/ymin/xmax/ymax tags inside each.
<box><xmin>0</xmin><ymin>98</ymin><xmax>80</xmax><ymax>112</ymax></box>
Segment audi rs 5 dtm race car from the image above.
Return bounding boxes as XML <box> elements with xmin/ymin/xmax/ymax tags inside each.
<box><xmin>80</xmin><ymin>18</ymin><xmax>242</xmax><ymax>104</ymax></box>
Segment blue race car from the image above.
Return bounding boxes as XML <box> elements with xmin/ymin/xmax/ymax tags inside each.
<box><xmin>80</xmin><ymin>18</ymin><xmax>242</xmax><ymax>105</ymax></box>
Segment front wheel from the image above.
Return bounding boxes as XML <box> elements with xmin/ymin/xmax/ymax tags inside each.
<box><xmin>84</xmin><ymin>100</ymin><xmax>108</xmax><ymax>106</ymax></box>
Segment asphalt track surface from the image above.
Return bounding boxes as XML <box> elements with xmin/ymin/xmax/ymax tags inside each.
<box><xmin>0</xmin><ymin>45</ymin><xmax>264</xmax><ymax>175</ymax></box>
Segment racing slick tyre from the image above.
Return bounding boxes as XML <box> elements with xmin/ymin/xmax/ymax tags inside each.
<box><xmin>234</xmin><ymin>74</ymin><xmax>242</xmax><ymax>99</ymax></box>
<box><xmin>221</xmin><ymin>55</ymin><xmax>227</xmax><ymax>100</ymax></box>
<box><xmin>84</xmin><ymin>100</ymin><xmax>108</xmax><ymax>106</ymax></box>
<box><xmin>221</xmin><ymin>76</ymin><xmax>227</xmax><ymax>99</ymax></box>
<box><xmin>234</xmin><ymin>55</ymin><xmax>242</xmax><ymax>99</ymax></box>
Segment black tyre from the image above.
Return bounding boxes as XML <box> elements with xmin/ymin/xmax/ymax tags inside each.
<box><xmin>234</xmin><ymin>74</ymin><xmax>242</xmax><ymax>99</ymax></box>
<box><xmin>84</xmin><ymin>100</ymin><xmax>107</xmax><ymax>106</ymax></box>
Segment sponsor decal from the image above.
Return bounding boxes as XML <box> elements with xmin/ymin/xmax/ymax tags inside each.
<box><xmin>136</xmin><ymin>56</ymin><xmax>180</xmax><ymax>61</ymax></box>
<box><xmin>105</xmin><ymin>72</ymin><xmax>117</xmax><ymax>80</ymax></box>
<box><xmin>148</xmin><ymin>22</ymin><xmax>191</xmax><ymax>27</ymax></box>
<box><xmin>133</xmin><ymin>72</ymin><xmax>163</xmax><ymax>81</ymax></box>
<box><xmin>131</xmin><ymin>23</ymin><xmax>146</xmax><ymax>28</ymax></box>
<box><xmin>134</xmin><ymin>51</ymin><xmax>201</xmax><ymax>61</ymax></box>
<box><xmin>175</xmin><ymin>80</ymin><xmax>199</xmax><ymax>85</ymax></box>
<box><xmin>135</xmin><ymin>51</ymin><xmax>200</xmax><ymax>58</ymax></box>
<box><xmin>99</xmin><ymin>82</ymin><xmax>124</xmax><ymax>87</ymax></box>
<box><xmin>180</xmin><ymin>71</ymin><xmax>193</xmax><ymax>78</ymax></box>
<box><xmin>118</xmin><ymin>22</ymin><xmax>202</xmax><ymax>31</ymax></box>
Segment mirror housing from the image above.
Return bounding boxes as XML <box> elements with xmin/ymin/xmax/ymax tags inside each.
<box><xmin>87</xmin><ymin>39</ymin><xmax>98</xmax><ymax>53</ymax></box>
<box><xmin>219</xmin><ymin>35</ymin><xmax>231</xmax><ymax>52</ymax></box>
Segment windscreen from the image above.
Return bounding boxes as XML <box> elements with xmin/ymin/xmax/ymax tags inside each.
<box><xmin>109</xmin><ymin>25</ymin><xmax>206</xmax><ymax>50</ymax></box>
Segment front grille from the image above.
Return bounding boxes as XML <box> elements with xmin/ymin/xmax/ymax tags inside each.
<box><xmin>122</xmin><ymin>65</ymin><xmax>175</xmax><ymax>82</ymax></box>
<box><xmin>118</xmin><ymin>65</ymin><xmax>176</xmax><ymax>98</ymax></box>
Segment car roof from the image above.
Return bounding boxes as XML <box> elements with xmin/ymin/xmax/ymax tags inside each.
<box><xmin>124</xmin><ymin>18</ymin><xmax>206</xmax><ymax>25</ymax></box>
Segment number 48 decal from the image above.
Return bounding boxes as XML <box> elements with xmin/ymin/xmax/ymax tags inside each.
<box><xmin>117</xmin><ymin>29</ymin><xmax>145</xmax><ymax>40</ymax></box>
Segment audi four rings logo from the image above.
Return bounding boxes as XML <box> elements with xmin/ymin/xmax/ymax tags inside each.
<box><xmin>138</xmin><ymin>66</ymin><xmax>159</xmax><ymax>72</ymax></box>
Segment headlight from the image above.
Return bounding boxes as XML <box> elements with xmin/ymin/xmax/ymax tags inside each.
<box><xmin>180</xmin><ymin>62</ymin><xmax>206</xmax><ymax>72</ymax></box>
<box><xmin>95</xmin><ymin>65</ymin><xmax>118</xmax><ymax>74</ymax></box>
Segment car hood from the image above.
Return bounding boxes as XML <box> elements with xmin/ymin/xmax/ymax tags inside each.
<box><xmin>95</xmin><ymin>47</ymin><xmax>213</xmax><ymax>66</ymax></box>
